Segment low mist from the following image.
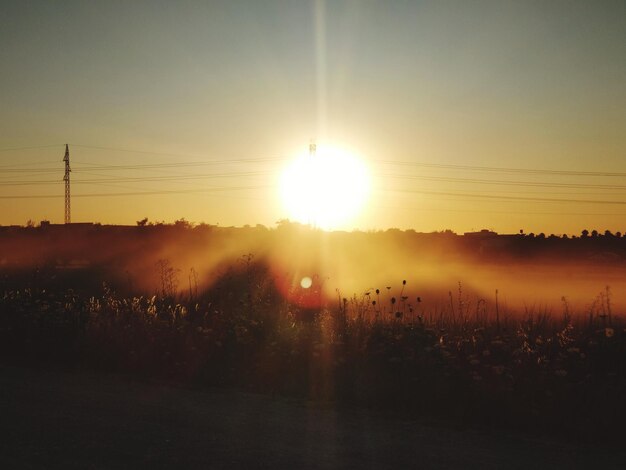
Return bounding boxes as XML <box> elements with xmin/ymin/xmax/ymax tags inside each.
<box><xmin>1</xmin><ymin>223</ymin><xmax>624</xmax><ymax>317</ymax></box>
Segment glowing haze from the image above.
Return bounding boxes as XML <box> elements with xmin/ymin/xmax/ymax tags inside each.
<box><xmin>0</xmin><ymin>1</ymin><xmax>625</xmax><ymax>234</ymax></box>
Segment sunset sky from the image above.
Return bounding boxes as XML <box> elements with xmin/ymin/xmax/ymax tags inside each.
<box><xmin>1</xmin><ymin>1</ymin><xmax>624</xmax><ymax>234</ymax></box>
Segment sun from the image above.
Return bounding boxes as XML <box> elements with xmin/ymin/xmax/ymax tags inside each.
<box><xmin>279</xmin><ymin>144</ymin><xmax>371</xmax><ymax>230</ymax></box>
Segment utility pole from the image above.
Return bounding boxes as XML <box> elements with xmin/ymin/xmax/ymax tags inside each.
<box><xmin>63</xmin><ymin>144</ymin><xmax>71</xmax><ymax>224</ymax></box>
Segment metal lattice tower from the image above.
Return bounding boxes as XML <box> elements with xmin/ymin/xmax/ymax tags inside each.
<box><xmin>63</xmin><ymin>144</ymin><xmax>71</xmax><ymax>224</ymax></box>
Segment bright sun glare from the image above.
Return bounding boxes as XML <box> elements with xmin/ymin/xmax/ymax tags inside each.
<box><xmin>280</xmin><ymin>145</ymin><xmax>371</xmax><ymax>230</ymax></box>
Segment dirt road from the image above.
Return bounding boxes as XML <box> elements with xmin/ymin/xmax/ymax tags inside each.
<box><xmin>0</xmin><ymin>365</ymin><xmax>621</xmax><ymax>469</ymax></box>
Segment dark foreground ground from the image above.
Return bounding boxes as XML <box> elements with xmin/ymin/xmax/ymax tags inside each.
<box><xmin>0</xmin><ymin>365</ymin><xmax>623</xmax><ymax>470</ymax></box>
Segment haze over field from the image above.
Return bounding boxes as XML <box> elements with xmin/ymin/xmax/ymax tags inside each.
<box><xmin>1</xmin><ymin>1</ymin><xmax>625</xmax><ymax>234</ymax></box>
<box><xmin>2</xmin><ymin>224</ymin><xmax>625</xmax><ymax>316</ymax></box>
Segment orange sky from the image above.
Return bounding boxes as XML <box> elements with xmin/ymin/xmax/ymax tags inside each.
<box><xmin>1</xmin><ymin>1</ymin><xmax>625</xmax><ymax>234</ymax></box>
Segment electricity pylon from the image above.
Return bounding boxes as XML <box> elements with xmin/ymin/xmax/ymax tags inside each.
<box><xmin>63</xmin><ymin>144</ymin><xmax>71</xmax><ymax>224</ymax></box>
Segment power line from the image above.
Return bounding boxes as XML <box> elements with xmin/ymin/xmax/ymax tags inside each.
<box><xmin>0</xmin><ymin>160</ymin><xmax>282</xmax><ymax>173</ymax></box>
<box><xmin>3</xmin><ymin>184</ymin><xmax>625</xmax><ymax>206</ymax></box>
<box><xmin>0</xmin><ymin>144</ymin><xmax>63</xmax><ymax>153</ymax></box>
<box><xmin>71</xmin><ymin>143</ymin><xmax>222</xmax><ymax>159</ymax></box>
<box><xmin>378</xmin><ymin>188</ymin><xmax>626</xmax><ymax>205</ymax></box>
<box><xmin>2</xmin><ymin>142</ymin><xmax>624</xmax><ymax>178</ymax></box>
<box><xmin>367</xmin><ymin>203</ymin><xmax>626</xmax><ymax>217</ymax></box>
<box><xmin>0</xmin><ymin>168</ymin><xmax>61</xmax><ymax>173</ymax></box>
<box><xmin>373</xmin><ymin>159</ymin><xmax>626</xmax><ymax>178</ymax></box>
<box><xmin>5</xmin><ymin>171</ymin><xmax>626</xmax><ymax>197</ymax></box>
<box><xmin>72</xmin><ymin>171</ymin><xmax>271</xmax><ymax>184</ymax></box>
<box><xmin>377</xmin><ymin>173</ymin><xmax>626</xmax><ymax>190</ymax></box>
<box><xmin>0</xmin><ymin>171</ymin><xmax>273</xmax><ymax>186</ymax></box>
<box><xmin>5</xmin><ymin>164</ymin><xmax>626</xmax><ymax>190</ymax></box>
<box><xmin>1</xmin><ymin>145</ymin><xmax>625</xmax><ymax>179</ymax></box>
<box><xmin>0</xmin><ymin>184</ymin><xmax>272</xmax><ymax>199</ymax></box>
<box><xmin>3</xmin><ymin>143</ymin><xmax>626</xmax><ymax>210</ymax></box>
<box><xmin>71</xmin><ymin>158</ymin><xmax>285</xmax><ymax>171</ymax></box>
<box><xmin>71</xmin><ymin>144</ymin><xmax>290</xmax><ymax>165</ymax></box>
<box><xmin>0</xmin><ymin>160</ymin><xmax>59</xmax><ymax>170</ymax></box>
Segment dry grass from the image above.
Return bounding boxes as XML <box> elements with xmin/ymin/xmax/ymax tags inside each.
<box><xmin>0</xmin><ymin>261</ymin><xmax>624</xmax><ymax>443</ymax></box>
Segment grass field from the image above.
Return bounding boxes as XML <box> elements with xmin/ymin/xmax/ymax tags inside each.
<box><xmin>1</xmin><ymin>258</ymin><xmax>624</xmax><ymax>444</ymax></box>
